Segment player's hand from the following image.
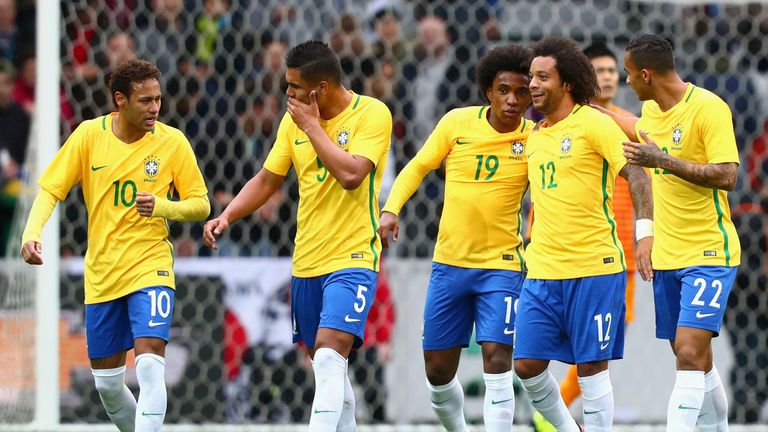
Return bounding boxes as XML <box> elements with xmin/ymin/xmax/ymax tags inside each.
<box><xmin>636</xmin><ymin>236</ymin><xmax>654</xmax><ymax>281</ymax></box>
<box><xmin>202</xmin><ymin>216</ymin><xmax>230</xmax><ymax>250</ymax></box>
<box><xmin>286</xmin><ymin>90</ymin><xmax>320</xmax><ymax>133</ymax></box>
<box><xmin>21</xmin><ymin>240</ymin><xmax>43</xmax><ymax>265</ymax></box>
<box><xmin>135</xmin><ymin>192</ymin><xmax>155</xmax><ymax>217</ymax></box>
<box><xmin>623</xmin><ymin>130</ymin><xmax>665</xmax><ymax>169</ymax></box>
<box><xmin>377</xmin><ymin>211</ymin><xmax>399</xmax><ymax>248</ymax></box>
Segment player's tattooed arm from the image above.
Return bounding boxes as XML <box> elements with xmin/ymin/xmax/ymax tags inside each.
<box><xmin>624</xmin><ymin>130</ymin><xmax>738</xmax><ymax>191</ymax></box>
<box><xmin>619</xmin><ymin>164</ymin><xmax>653</xmax><ymax>220</ymax></box>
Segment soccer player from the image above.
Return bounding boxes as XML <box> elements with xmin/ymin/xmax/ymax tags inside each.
<box><xmin>513</xmin><ymin>37</ymin><xmax>653</xmax><ymax>432</ymax></box>
<box><xmin>202</xmin><ymin>41</ymin><xmax>391</xmax><ymax>432</ymax></box>
<box><xmin>378</xmin><ymin>44</ymin><xmax>533</xmax><ymax>432</ymax></box>
<box><xmin>620</xmin><ymin>34</ymin><xmax>739</xmax><ymax>432</ymax></box>
<box><xmin>20</xmin><ymin>59</ymin><xmax>210</xmax><ymax>432</ymax></box>
<box><xmin>532</xmin><ymin>42</ymin><xmax>639</xmax><ymax>432</ymax></box>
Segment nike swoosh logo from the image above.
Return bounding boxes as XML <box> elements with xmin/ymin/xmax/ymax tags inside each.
<box><xmin>503</xmin><ymin>327</ymin><xmax>515</xmax><ymax>335</ymax></box>
<box><xmin>141</xmin><ymin>411</ymin><xmax>164</xmax><ymax>416</ymax></box>
<box><xmin>600</xmin><ymin>342</ymin><xmax>610</xmax><ymax>350</ymax></box>
<box><xmin>532</xmin><ymin>388</ymin><xmax>554</xmax><ymax>404</ymax></box>
<box><xmin>678</xmin><ymin>405</ymin><xmax>699</xmax><ymax>410</ymax></box>
<box><xmin>91</xmin><ymin>164</ymin><xmax>108</xmax><ymax>171</ymax></box>
<box><xmin>344</xmin><ymin>315</ymin><xmax>361</xmax><ymax>323</ymax></box>
<box><xmin>491</xmin><ymin>397</ymin><xmax>514</xmax><ymax>405</ymax></box>
<box><xmin>584</xmin><ymin>409</ymin><xmax>605</xmax><ymax>414</ymax></box>
<box><xmin>294</xmin><ymin>139</ymin><xmax>310</xmax><ymax>145</ymax></box>
<box><xmin>148</xmin><ymin>320</ymin><xmax>166</xmax><ymax>327</ymax></box>
<box><xmin>455</xmin><ymin>139</ymin><xmax>473</xmax><ymax>145</ymax></box>
<box><xmin>314</xmin><ymin>409</ymin><xmax>337</xmax><ymax>414</ymax></box>
<box><xmin>696</xmin><ymin>311</ymin><xmax>715</xmax><ymax>318</ymax></box>
<box><xmin>107</xmin><ymin>407</ymin><xmax>123</xmax><ymax>415</ymax></box>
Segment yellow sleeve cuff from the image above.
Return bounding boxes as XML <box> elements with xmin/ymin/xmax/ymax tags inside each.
<box><xmin>21</xmin><ymin>189</ymin><xmax>59</xmax><ymax>247</ymax></box>
<box><xmin>152</xmin><ymin>195</ymin><xmax>211</xmax><ymax>221</ymax></box>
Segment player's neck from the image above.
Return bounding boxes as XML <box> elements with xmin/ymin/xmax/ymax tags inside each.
<box><xmin>544</xmin><ymin>98</ymin><xmax>576</xmax><ymax>126</ymax></box>
<box><xmin>653</xmin><ymin>75</ymin><xmax>688</xmax><ymax>112</ymax></box>
<box><xmin>318</xmin><ymin>87</ymin><xmax>353</xmax><ymax>121</ymax></box>
<box><xmin>112</xmin><ymin>113</ymin><xmax>147</xmax><ymax>144</ymax></box>
<box><xmin>486</xmin><ymin>108</ymin><xmax>521</xmax><ymax>133</ymax></box>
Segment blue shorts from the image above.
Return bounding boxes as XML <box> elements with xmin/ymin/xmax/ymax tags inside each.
<box><xmin>653</xmin><ymin>266</ymin><xmax>737</xmax><ymax>340</ymax></box>
<box><xmin>422</xmin><ymin>263</ymin><xmax>523</xmax><ymax>350</ymax></box>
<box><xmin>291</xmin><ymin>268</ymin><xmax>378</xmax><ymax>349</ymax></box>
<box><xmin>85</xmin><ymin>286</ymin><xmax>175</xmax><ymax>359</ymax></box>
<box><xmin>513</xmin><ymin>272</ymin><xmax>626</xmax><ymax>364</ymax></box>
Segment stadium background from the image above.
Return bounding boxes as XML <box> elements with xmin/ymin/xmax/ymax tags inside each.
<box><xmin>0</xmin><ymin>0</ymin><xmax>767</xmax><ymax>430</ymax></box>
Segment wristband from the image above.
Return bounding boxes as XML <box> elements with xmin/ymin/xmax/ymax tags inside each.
<box><xmin>636</xmin><ymin>219</ymin><xmax>653</xmax><ymax>241</ymax></box>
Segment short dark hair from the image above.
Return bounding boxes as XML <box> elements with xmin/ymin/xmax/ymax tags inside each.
<box><xmin>583</xmin><ymin>42</ymin><xmax>617</xmax><ymax>62</ymax></box>
<box><xmin>108</xmin><ymin>59</ymin><xmax>161</xmax><ymax>107</ymax></box>
<box><xmin>476</xmin><ymin>43</ymin><xmax>533</xmax><ymax>95</ymax></box>
<box><xmin>530</xmin><ymin>37</ymin><xmax>599</xmax><ymax>106</ymax></box>
<box><xmin>626</xmin><ymin>34</ymin><xmax>675</xmax><ymax>72</ymax></box>
<box><xmin>286</xmin><ymin>40</ymin><xmax>342</xmax><ymax>85</ymax></box>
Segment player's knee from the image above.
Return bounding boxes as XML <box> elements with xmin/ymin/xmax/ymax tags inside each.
<box><xmin>481</xmin><ymin>345</ymin><xmax>512</xmax><ymax>374</ymax></box>
<box><xmin>92</xmin><ymin>370</ymin><xmax>123</xmax><ymax>398</ymax></box>
<box><xmin>675</xmin><ymin>344</ymin><xmax>709</xmax><ymax>370</ymax></box>
<box><xmin>424</xmin><ymin>357</ymin><xmax>455</xmax><ymax>386</ymax></box>
<box><xmin>514</xmin><ymin>359</ymin><xmax>546</xmax><ymax>380</ymax></box>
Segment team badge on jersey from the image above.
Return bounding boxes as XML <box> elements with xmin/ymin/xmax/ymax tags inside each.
<box><xmin>560</xmin><ymin>134</ymin><xmax>573</xmax><ymax>158</ymax></box>
<box><xmin>144</xmin><ymin>155</ymin><xmax>160</xmax><ymax>182</ymax></box>
<box><xmin>672</xmin><ymin>124</ymin><xmax>683</xmax><ymax>149</ymax></box>
<box><xmin>336</xmin><ymin>127</ymin><xmax>351</xmax><ymax>148</ymax></box>
<box><xmin>511</xmin><ymin>141</ymin><xmax>525</xmax><ymax>159</ymax></box>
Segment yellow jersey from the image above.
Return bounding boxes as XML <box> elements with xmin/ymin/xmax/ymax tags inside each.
<box><xmin>263</xmin><ymin>92</ymin><xmax>392</xmax><ymax>277</ymax></box>
<box><xmin>383</xmin><ymin>106</ymin><xmax>530</xmax><ymax>271</ymax></box>
<box><xmin>526</xmin><ymin>105</ymin><xmax>628</xmax><ymax>279</ymax></box>
<box><xmin>38</xmin><ymin>114</ymin><xmax>208</xmax><ymax>304</ymax></box>
<box><xmin>636</xmin><ymin>83</ymin><xmax>741</xmax><ymax>269</ymax></box>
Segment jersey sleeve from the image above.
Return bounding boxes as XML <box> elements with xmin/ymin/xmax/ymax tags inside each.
<box><xmin>591</xmin><ymin>113</ymin><xmax>629</xmax><ymax>175</ymax></box>
<box><xmin>382</xmin><ymin>111</ymin><xmax>454</xmax><ymax>215</ymax></box>
<box><xmin>172</xmin><ymin>131</ymin><xmax>208</xmax><ymax>200</ymax></box>
<box><xmin>699</xmin><ymin>99</ymin><xmax>739</xmax><ymax>164</ymax></box>
<box><xmin>263</xmin><ymin>113</ymin><xmax>294</xmax><ymax>176</ymax></box>
<box><xmin>37</xmin><ymin>122</ymin><xmax>87</xmax><ymax>200</ymax></box>
<box><xmin>347</xmin><ymin>101</ymin><xmax>392</xmax><ymax>167</ymax></box>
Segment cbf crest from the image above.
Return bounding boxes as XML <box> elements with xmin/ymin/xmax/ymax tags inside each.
<box><xmin>560</xmin><ymin>133</ymin><xmax>573</xmax><ymax>158</ymax></box>
<box><xmin>671</xmin><ymin>124</ymin><xmax>683</xmax><ymax>150</ymax></box>
<box><xmin>336</xmin><ymin>127</ymin><xmax>351</xmax><ymax>148</ymax></box>
<box><xmin>144</xmin><ymin>155</ymin><xmax>160</xmax><ymax>183</ymax></box>
<box><xmin>511</xmin><ymin>141</ymin><xmax>525</xmax><ymax>160</ymax></box>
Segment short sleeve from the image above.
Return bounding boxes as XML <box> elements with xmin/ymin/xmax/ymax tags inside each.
<box><xmin>37</xmin><ymin>122</ymin><xmax>86</xmax><ymax>200</ymax></box>
<box><xmin>591</xmin><ymin>112</ymin><xmax>629</xmax><ymax>175</ymax></box>
<box><xmin>699</xmin><ymin>99</ymin><xmax>739</xmax><ymax>164</ymax></box>
<box><xmin>263</xmin><ymin>113</ymin><xmax>294</xmax><ymax>176</ymax></box>
<box><xmin>347</xmin><ymin>101</ymin><xmax>392</xmax><ymax>167</ymax></box>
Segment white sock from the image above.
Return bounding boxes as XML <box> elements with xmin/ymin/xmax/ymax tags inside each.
<box><xmin>336</xmin><ymin>367</ymin><xmax>356</xmax><ymax>432</ymax></box>
<box><xmin>483</xmin><ymin>370</ymin><xmax>515</xmax><ymax>432</ymax></box>
<box><xmin>667</xmin><ymin>370</ymin><xmax>705</xmax><ymax>432</ymax></box>
<box><xmin>134</xmin><ymin>354</ymin><xmax>167</xmax><ymax>432</ymax></box>
<box><xmin>698</xmin><ymin>366</ymin><xmax>729</xmax><ymax>432</ymax></box>
<box><xmin>578</xmin><ymin>370</ymin><xmax>614</xmax><ymax>432</ymax></box>
<box><xmin>309</xmin><ymin>348</ymin><xmax>346</xmax><ymax>432</ymax></box>
<box><xmin>92</xmin><ymin>366</ymin><xmax>137</xmax><ymax>432</ymax></box>
<box><xmin>520</xmin><ymin>370</ymin><xmax>578</xmax><ymax>432</ymax></box>
<box><xmin>427</xmin><ymin>376</ymin><xmax>468</xmax><ymax>432</ymax></box>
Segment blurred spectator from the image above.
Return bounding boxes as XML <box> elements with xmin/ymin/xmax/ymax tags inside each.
<box><xmin>0</xmin><ymin>60</ymin><xmax>29</xmax><ymax>256</ymax></box>
<box><xmin>369</xmin><ymin>4</ymin><xmax>408</xmax><ymax>62</ymax></box>
<box><xmin>135</xmin><ymin>0</ymin><xmax>195</xmax><ymax>77</ymax></box>
<box><xmin>195</xmin><ymin>0</ymin><xmax>233</xmax><ymax>65</ymax></box>
<box><xmin>0</xmin><ymin>0</ymin><xmax>18</xmax><ymax>66</ymax></box>
<box><xmin>328</xmin><ymin>13</ymin><xmax>368</xmax><ymax>93</ymax></box>
<box><xmin>12</xmin><ymin>53</ymin><xmax>75</xmax><ymax>131</ymax></box>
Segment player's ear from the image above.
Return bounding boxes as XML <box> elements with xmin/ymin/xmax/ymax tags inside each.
<box><xmin>114</xmin><ymin>91</ymin><xmax>126</xmax><ymax>108</ymax></box>
<box><xmin>318</xmin><ymin>81</ymin><xmax>328</xmax><ymax>95</ymax></box>
<box><xmin>641</xmin><ymin>69</ymin><xmax>651</xmax><ymax>84</ymax></box>
<box><xmin>485</xmin><ymin>87</ymin><xmax>493</xmax><ymax>103</ymax></box>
